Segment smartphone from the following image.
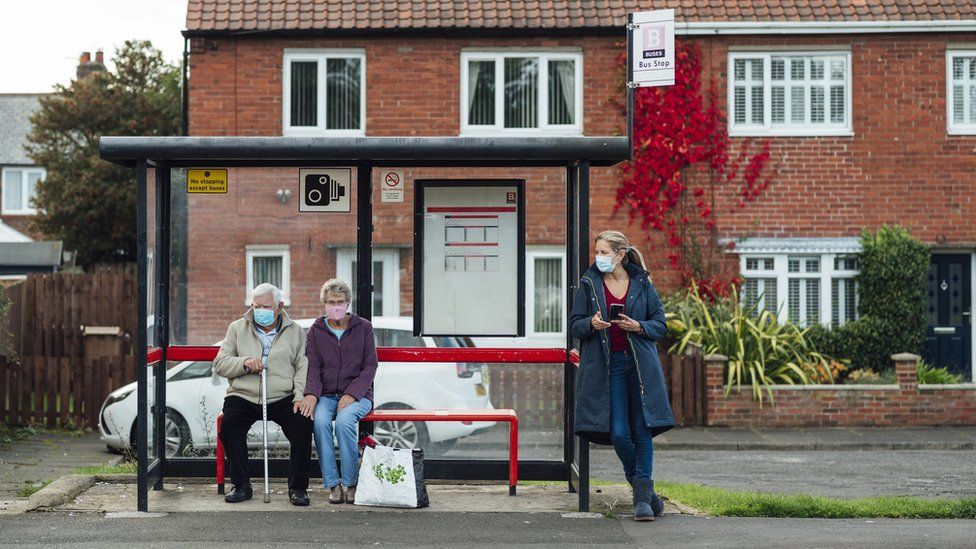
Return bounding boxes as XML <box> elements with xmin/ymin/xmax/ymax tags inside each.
<box><xmin>609</xmin><ymin>303</ymin><xmax>625</xmax><ymax>322</ymax></box>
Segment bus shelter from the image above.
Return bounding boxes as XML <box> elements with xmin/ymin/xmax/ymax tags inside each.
<box><xmin>99</xmin><ymin>135</ymin><xmax>628</xmax><ymax>512</ymax></box>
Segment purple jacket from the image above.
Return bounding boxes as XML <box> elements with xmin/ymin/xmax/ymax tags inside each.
<box><xmin>304</xmin><ymin>314</ymin><xmax>377</xmax><ymax>403</ymax></box>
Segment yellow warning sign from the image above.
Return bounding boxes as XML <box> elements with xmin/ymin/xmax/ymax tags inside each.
<box><xmin>187</xmin><ymin>169</ymin><xmax>228</xmax><ymax>194</ymax></box>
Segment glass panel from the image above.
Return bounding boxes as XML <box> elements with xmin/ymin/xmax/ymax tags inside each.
<box><xmin>3</xmin><ymin>170</ymin><xmax>23</xmax><ymax>210</ymax></box>
<box><xmin>970</xmin><ymin>86</ymin><xmax>976</xmax><ymax>124</ymax></box>
<box><xmin>771</xmin><ymin>59</ymin><xmax>784</xmax><ymax>80</ymax></box>
<box><xmin>289</xmin><ymin>61</ymin><xmax>317</xmax><ymax>127</ymax></box>
<box><xmin>734</xmin><ymin>59</ymin><xmax>746</xmax><ymax>80</ymax></box>
<box><xmin>351</xmin><ymin>259</ymin><xmax>385</xmax><ymax>316</ymax></box>
<box><xmin>830</xmin><ymin>85</ymin><xmax>845</xmax><ymax>123</ymax></box>
<box><xmin>468</xmin><ymin>60</ymin><xmax>496</xmax><ymax>125</ymax></box>
<box><xmin>954</xmin><ymin>85</ymin><xmax>965</xmax><ymax>123</ymax></box>
<box><xmin>926</xmin><ymin>263</ymin><xmax>939</xmax><ymax>325</ymax></box>
<box><xmin>805</xmin><ymin>279</ymin><xmax>820</xmax><ymax>325</ymax></box>
<box><xmin>762</xmin><ymin>278</ymin><xmax>778</xmax><ymax>315</ymax></box>
<box><xmin>253</xmin><ymin>256</ymin><xmax>283</xmax><ymax>288</ymax></box>
<box><xmin>771</xmin><ymin>86</ymin><xmax>785</xmax><ymax>123</ymax></box>
<box><xmin>750</xmin><ymin>86</ymin><xmax>763</xmax><ymax>124</ymax></box>
<box><xmin>534</xmin><ymin>257</ymin><xmax>562</xmax><ymax>333</ymax></box>
<box><xmin>788</xmin><ymin>279</ymin><xmax>800</xmax><ymax>324</ymax></box>
<box><xmin>953</xmin><ymin>57</ymin><xmax>964</xmax><ymax>80</ymax></box>
<box><xmin>805</xmin><ymin>258</ymin><xmax>820</xmax><ymax>273</ymax></box>
<box><xmin>548</xmin><ymin>60</ymin><xmax>575</xmax><ymax>125</ymax></box>
<box><xmin>830</xmin><ymin>58</ymin><xmax>845</xmax><ymax>80</ymax></box>
<box><xmin>790</xmin><ymin>59</ymin><xmax>805</xmax><ymax>80</ymax></box>
<box><xmin>811</xmin><ymin>87</ymin><xmax>825</xmax><ymax>123</ymax></box>
<box><xmin>949</xmin><ymin>263</ymin><xmax>963</xmax><ymax>326</ymax></box>
<box><xmin>790</xmin><ymin>86</ymin><xmax>805</xmax><ymax>123</ymax></box>
<box><xmin>734</xmin><ymin>87</ymin><xmax>746</xmax><ymax>123</ymax></box>
<box><xmin>750</xmin><ymin>59</ymin><xmax>763</xmax><ymax>80</ymax></box>
<box><xmin>326</xmin><ymin>58</ymin><xmax>361</xmax><ymax>130</ymax></box>
<box><xmin>810</xmin><ymin>59</ymin><xmax>824</xmax><ymax>80</ymax></box>
<box><xmin>831</xmin><ymin>278</ymin><xmax>857</xmax><ymax>326</ymax></box>
<box><xmin>969</xmin><ymin>57</ymin><xmax>976</xmax><ymax>80</ymax></box>
<box><xmin>26</xmin><ymin>171</ymin><xmax>42</xmax><ymax>206</ymax></box>
<box><xmin>788</xmin><ymin>259</ymin><xmax>800</xmax><ymax>273</ymax></box>
<box><xmin>504</xmin><ymin>57</ymin><xmax>539</xmax><ymax>128</ymax></box>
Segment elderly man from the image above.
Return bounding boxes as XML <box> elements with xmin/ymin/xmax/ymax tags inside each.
<box><xmin>213</xmin><ymin>283</ymin><xmax>312</xmax><ymax>506</ymax></box>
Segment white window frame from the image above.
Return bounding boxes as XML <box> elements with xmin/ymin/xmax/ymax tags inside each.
<box><xmin>740</xmin><ymin>257</ymin><xmax>779</xmax><ymax>316</ymax></box>
<box><xmin>460</xmin><ymin>51</ymin><xmax>583</xmax><ymax>136</ymax></box>
<box><xmin>946</xmin><ymin>50</ymin><xmax>976</xmax><ymax>135</ymax></box>
<box><xmin>830</xmin><ymin>256</ymin><xmax>859</xmax><ymax>327</ymax></box>
<box><xmin>282</xmin><ymin>49</ymin><xmax>366</xmax><ymax>137</ymax></box>
<box><xmin>526</xmin><ymin>248</ymin><xmax>567</xmax><ymax>337</ymax></box>
<box><xmin>739</xmin><ymin>252</ymin><xmax>859</xmax><ymax>326</ymax></box>
<box><xmin>336</xmin><ymin>248</ymin><xmax>400</xmax><ymax>317</ymax></box>
<box><xmin>728</xmin><ymin>51</ymin><xmax>853</xmax><ymax>137</ymax></box>
<box><xmin>1</xmin><ymin>166</ymin><xmax>45</xmax><ymax>215</ymax></box>
<box><xmin>245</xmin><ymin>245</ymin><xmax>291</xmax><ymax>306</ymax></box>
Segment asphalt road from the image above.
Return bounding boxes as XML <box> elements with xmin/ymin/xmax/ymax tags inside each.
<box><xmin>0</xmin><ymin>511</ymin><xmax>973</xmax><ymax>548</ymax></box>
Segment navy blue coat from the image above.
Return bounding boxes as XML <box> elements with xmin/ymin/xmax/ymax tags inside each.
<box><xmin>570</xmin><ymin>262</ymin><xmax>674</xmax><ymax>444</ymax></box>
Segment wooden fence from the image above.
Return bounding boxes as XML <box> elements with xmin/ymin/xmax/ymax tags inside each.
<box><xmin>1</xmin><ymin>271</ymin><xmax>137</xmax><ymax>429</ymax></box>
<box><xmin>487</xmin><ymin>343</ymin><xmax>706</xmax><ymax>429</ymax></box>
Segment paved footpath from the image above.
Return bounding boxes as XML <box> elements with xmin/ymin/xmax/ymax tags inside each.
<box><xmin>0</xmin><ymin>431</ymin><xmax>116</xmax><ymax>506</ymax></box>
<box><xmin>0</xmin><ymin>511</ymin><xmax>973</xmax><ymax>548</ymax></box>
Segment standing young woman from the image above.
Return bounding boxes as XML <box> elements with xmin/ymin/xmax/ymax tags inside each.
<box><xmin>570</xmin><ymin>231</ymin><xmax>673</xmax><ymax>521</ymax></box>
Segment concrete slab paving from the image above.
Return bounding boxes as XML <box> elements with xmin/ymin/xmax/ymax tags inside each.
<box><xmin>0</xmin><ymin>431</ymin><xmax>117</xmax><ymax>503</ymax></box>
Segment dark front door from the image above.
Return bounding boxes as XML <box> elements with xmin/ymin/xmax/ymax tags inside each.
<box><xmin>924</xmin><ymin>254</ymin><xmax>971</xmax><ymax>378</ymax></box>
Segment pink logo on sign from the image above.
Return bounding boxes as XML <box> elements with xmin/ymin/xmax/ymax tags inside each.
<box><xmin>643</xmin><ymin>24</ymin><xmax>664</xmax><ymax>49</ymax></box>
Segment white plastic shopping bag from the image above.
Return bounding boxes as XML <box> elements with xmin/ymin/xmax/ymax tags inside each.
<box><xmin>354</xmin><ymin>445</ymin><xmax>429</xmax><ymax>508</ymax></box>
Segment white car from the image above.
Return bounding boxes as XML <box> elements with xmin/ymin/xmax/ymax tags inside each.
<box><xmin>99</xmin><ymin>316</ymin><xmax>495</xmax><ymax>457</ymax></box>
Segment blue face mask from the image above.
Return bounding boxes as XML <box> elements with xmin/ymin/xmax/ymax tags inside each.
<box><xmin>253</xmin><ymin>307</ymin><xmax>276</xmax><ymax>327</ymax></box>
<box><xmin>595</xmin><ymin>254</ymin><xmax>618</xmax><ymax>273</ymax></box>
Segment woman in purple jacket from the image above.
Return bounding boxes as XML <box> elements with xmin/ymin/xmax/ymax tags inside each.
<box><xmin>297</xmin><ymin>278</ymin><xmax>378</xmax><ymax>504</ymax></box>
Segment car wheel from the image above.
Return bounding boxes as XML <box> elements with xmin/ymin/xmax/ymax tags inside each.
<box><xmin>372</xmin><ymin>403</ymin><xmax>429</xmax><ymax>450</ymax></box>
<box><xmin>128</xmin><ymin>409</ymin><xmax>192</xmax><ymax>458</ymax></box>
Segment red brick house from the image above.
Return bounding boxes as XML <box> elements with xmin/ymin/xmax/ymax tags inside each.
<box><xmin>181</xmin><ymin>1</ymin><xmax>976</xmax><ymax>381</ymax></box>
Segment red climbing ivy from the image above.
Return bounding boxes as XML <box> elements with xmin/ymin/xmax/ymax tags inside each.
<box><xmin>616</xmin><ymin>42</ymin><xmax>772</xmax><ymax>299</ymax></box>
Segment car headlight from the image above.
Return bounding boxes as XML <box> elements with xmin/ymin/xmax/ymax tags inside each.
<box><xmin>104</xmin><ymin>388</ymin><xmax>134</xmax><ymax>408</ymax></box>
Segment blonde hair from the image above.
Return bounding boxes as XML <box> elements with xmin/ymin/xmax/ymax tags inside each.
<box><xmin>319</xmin><ymin>278</ymin><xmax>352</xmax><ymax>304</ymax></box>
<box><xmin>595</xmin><ymin>230</ymin><xmax>647</xmax><ymax>271</ymax></box>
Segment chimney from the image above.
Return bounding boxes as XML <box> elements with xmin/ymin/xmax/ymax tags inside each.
<box><xmin>77</xmin><ymin>49</ymin><xmax>106</xmax><ymax>80</ymax></box>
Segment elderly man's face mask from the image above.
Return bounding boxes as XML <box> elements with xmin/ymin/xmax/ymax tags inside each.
<box><xmin>252</xmin><ymin>294</ymin><xmax>280</xmax><ymax>327</ymax></box>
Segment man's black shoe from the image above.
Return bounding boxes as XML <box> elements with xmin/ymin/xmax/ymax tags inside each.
<box><xmin>224</xmin><ymin>484</ymin><xmax>253</xmax><ymax>503</ymax></box>
<box><xmin>289</xmin><ymin>488</ymin><xmax>310</xmax><ymax>506</ymax></box>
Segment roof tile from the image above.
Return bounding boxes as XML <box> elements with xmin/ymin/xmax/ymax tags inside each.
<box><xmin>184</xmin><ymin>1</ymin><xmax>976</xmax><ymax>32</ymax></box>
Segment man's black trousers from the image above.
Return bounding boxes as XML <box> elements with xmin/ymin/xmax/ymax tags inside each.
<box><xmin>220</xmin><ymin>395</ymin><xmax>312</xmax><ymax>490</ymax></box>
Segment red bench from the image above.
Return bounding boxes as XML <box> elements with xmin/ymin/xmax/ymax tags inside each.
<box><xmin>215</xmin><ymin>408</ymin><xmax>519</xmax><ymax>496</ymax></box>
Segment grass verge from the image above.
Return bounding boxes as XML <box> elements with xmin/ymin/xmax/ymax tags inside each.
<box><xmin>656</xmin><ymin>481</ymin><xmax>976</xmax><ymax>519</ymax></box>
<box><xmin>16</xmin><ymin>480</ymin><xmax>52</xmax><ymax>498</ymax></box>
<box><xmin>72</xmin><ymin>460</ymin><xmax>137</xmax><ymax>476</ymax></box>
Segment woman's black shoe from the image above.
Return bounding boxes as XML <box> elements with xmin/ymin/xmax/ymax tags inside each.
<box><xmin>224</xmin><ymin>484</ymin><xmax>253</xmax><ymax>503</ymax></box>
<box><xmin>289</xmin><ymin>489</ymin><xmax>310</xmax><ymax>506</ymax></box>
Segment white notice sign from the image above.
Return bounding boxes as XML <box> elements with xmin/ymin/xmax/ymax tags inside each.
<box><xmin>380</xmin><ymin>170</ymin><xmax>404</xmax><ymax>202</ymax></box>
<box><xmin>418</xmin><ymin>182</ymin><xmax>523</xmax><ymax>336</ymax></box>
<box><xmin>630</xmin><ymin>9</ymin><xmax>675</xmax><ymax>87</ymax></box>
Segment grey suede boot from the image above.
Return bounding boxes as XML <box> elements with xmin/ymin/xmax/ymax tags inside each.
<box><xmin>633</xmin><ymin>478</ymin><xmax>654</xmax><ymax>522</ymax></box>
<box><xmin>650</xmin><ymin>480</ymin><xmax>665</xmax><ymax>517</ymax></box>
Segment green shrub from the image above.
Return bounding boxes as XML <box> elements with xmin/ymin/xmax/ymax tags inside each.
<box><xmin>855</xmin><ymin>225</ymin><xmax>929</xmax><ymax>370</ymax></box>
<box><xmin>916</xmin><ymin>360</ymin><xmax>963</xmax><ymax>384</ymax></box>
<box><xmin>666</xmin><ymin>282</ymin><xmax>836</xmax><ymax>404</ymax></box>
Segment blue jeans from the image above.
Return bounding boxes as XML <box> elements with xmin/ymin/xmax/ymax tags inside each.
<box><xmin>312</xmin><ymin>395</ymin><xmax>373</xmax><ymax>488</ymax></box>
<box><xmin>608</xmin><ymin>351</ymin><xmax>654</xmax><ymax>480</ymax></box>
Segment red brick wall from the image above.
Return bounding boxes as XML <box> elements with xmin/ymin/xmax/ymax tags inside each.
<box><xmin>185</xmin><ymin>31</ymin><xmax>976</xmax><ymax>342</ymax></box>
<box><xmin>705</xmin><ymin>354</ymin><xmax>976</xmax><ymax>427</ymax></box>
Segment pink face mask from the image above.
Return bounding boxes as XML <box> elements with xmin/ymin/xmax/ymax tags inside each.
<box><xmin>326</xmin><ymin>304</ymin><xmax>348</xmax><ymax>322</ymax></box>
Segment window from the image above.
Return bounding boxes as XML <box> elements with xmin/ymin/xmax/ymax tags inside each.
<box><xmin>737</xmin><ymin>243</ymin><xmax>859</xmax><ymax>327</ymax></box>
<box><xmin>283</xmin><ymin>50</ymin><xmax>365</xmax><ymax>136</ymax></box>
<box><xmin>2</xmin><ymin>167</ymin><xmax>45</xmax><ymax>215</ymax></box>
<box><xmin>728</xmin><ymin>52</ymin><xmax>851</xmax><ymax>136</ymax></box>
<box><xmin>245</xmin><ymin>245</ymin><xmax>290</xmax><ymax>305</ymax></box>
<box><xmin>526</xmin><ymin>249</ymin><xmax>566</xmax><ymax>337</ymax></box>
<box><xmin>947</xmin><ymin>51</ymin><xmax>976</xmax><ymax>134</ymax></box>
<box><xmin>336</xmin><ymin>248</ymin><xmax>400</xmax><ymax>317</ymax></box>
<box><xmin>374</xmin><ymin>328</ymin><xmax>424</xmax><ymax>348</ymax></box>
<box><xmin>461</xmin><ymin>51</ymin><xmax>582</xmax><ymax>135</ymax></box>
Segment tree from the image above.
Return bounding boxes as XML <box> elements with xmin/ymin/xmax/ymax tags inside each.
<box><xmin>616</xmin><ymin>42</ymin><xmax>772</xmax><ymax>298</ymax></box>
<box><xmin>26</xmin><ymin>40</ymin><xmax>180</xmax><ymax>267</ymax></box>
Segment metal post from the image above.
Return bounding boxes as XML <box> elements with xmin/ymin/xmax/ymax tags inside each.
<box><xmin>627</xmin><ymin>12</ymin><xmax>635</xmax><ymax>158</ymax></box>
<box><xmin>564</xmin><ymin>163</ymin><xmax>578</xmax><ymax>494</ymax></box>
<box><xmin>153</xmin><ymin>166</ymin><xmax>171</xmax><ymax>490</ymax></box>
<box><xmin>356</xmin><ymin>163</ymin><xmax>373</xmax><ymax>320</ymax></box>
<box><xmin>577</xmin><ymin>160</ymin><xmax>590</xmax><ymax>513</ymax></box>
<box><xmin>135</xmin><ymin>159</ymin><xmax>149</xmax><ymax>512</ymax></box>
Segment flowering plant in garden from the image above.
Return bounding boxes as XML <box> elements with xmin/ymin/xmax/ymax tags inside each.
<box><xmin>617</xmin><ymin>42</ymin><xmax>772</xmax><ymax>299</ymax></box>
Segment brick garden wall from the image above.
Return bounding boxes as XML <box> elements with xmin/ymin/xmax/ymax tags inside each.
<box><xmin>704</xmin><ymin>353</ymin><xmax>976</xmax><ymax>427</ymax></box>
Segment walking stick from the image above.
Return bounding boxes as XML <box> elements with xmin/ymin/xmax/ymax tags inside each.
<box><xmin>261</xmin><ymin>365</ymin><xmax>270</xmax><ymax>503</ymax></box>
